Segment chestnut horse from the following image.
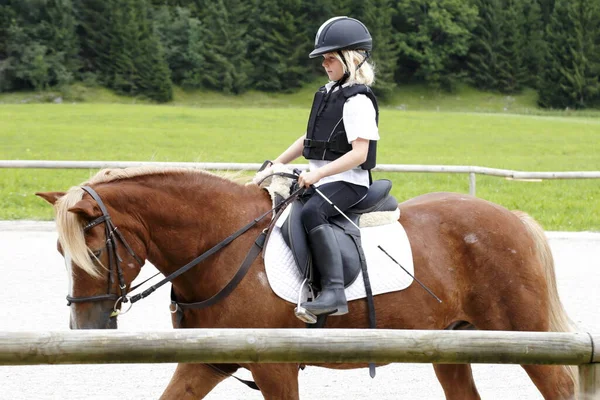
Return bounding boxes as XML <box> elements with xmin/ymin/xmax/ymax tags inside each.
<box><xmin>37</xmin><ymin>167</ymin><xmax>577</xmax><ymax>400</ymax></box>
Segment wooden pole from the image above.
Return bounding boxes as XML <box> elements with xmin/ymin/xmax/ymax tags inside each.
<box><xmin>0</xmin><ymin>329</ymin><xmax>594</xmax><ymax>366</ymax></box>
<box><xmin>579</xmin><ymin>333</ymin><xmax>600</xmax><ymax>398</ymax></box>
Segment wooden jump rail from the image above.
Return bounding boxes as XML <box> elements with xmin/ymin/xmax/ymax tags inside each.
<box><xmin>1</xmin><ymin>329</ymin><xmax>598</xmax><ymax>395</ymax></box>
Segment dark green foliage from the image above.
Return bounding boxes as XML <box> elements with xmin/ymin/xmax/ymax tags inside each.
<box><xmin>153</xmin><ymin>6</ymin><xmax>204</xmax><ymax>88</ymax></box>
<box><xmin>537</xmin><ymin>0</ymin><xmax>555</xmax><ymax>26</ymax></box>
<box><xmin>0</xmin><ymin>4</ymin><xmax>17</xmax><ymax>59</ymax></box>
<box><xmin>538</xmin><ymin>0</ymin><xmax>600</xmax><ymax>108</ymax></box>
<box><xmin>467</xmin><ymin>0</ymin><xmax>503</xmax><ymax>90</ymax></box>
<box><xmin>495</xmin><ymin>0</ymin><xmax>527</xmax><ymax>93</ymax></box>
<box><xmin>345</xmin><ymin>0</ymin><xmax>398</xmax><ymax>98</ymax></box>
<box><xmin>198</xmin><ymin>0</ymin><xmax>250</xmax><ymax>94</ymax></box>
<box><xmin>468</xmin><ymin>0</ymin><xmax>543</xmax><ymax>93</ymax></box>
<box><xmin>521</xmin><ymin>0</ymin><xmax>546</xmax><ymax>88</ymax></box>
<box><xmin>1</xmin><ymin>0</ymin><xmax>79</xmax><ymax>91</ymax></box>
<box><xmin>247</xmin><ymin>0</ymin><xmax>308</xmax><ymax>92</ymax></box>
<box><xmin>394</xmin><ymin>0</ymin><xmax>479</xmax><ymax>90</ymax></box>
<box><xmin>75</xmin><ymin>0</ymin><xmax>172</xmax><ymax>101</ymax></box>
<box><xmin>0</xmin><ymin>0</ymin><xmax>599</xmax><ymax>106</ymax></box>
<box><xmin>298</xmin><ymin>1</ymin><xmax>338</xmax><ymax>77</ymax></box>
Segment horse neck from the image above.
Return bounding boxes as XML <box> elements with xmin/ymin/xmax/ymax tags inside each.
<box><xmin>118</xmin><ymin>174</ymin><xmax>270</xmax><ymax>296</ymax></box>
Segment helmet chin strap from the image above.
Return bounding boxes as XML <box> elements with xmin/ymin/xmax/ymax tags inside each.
<box><xmin>356</xmin><ymin>50</ymin><xmax>371</xmax><ymax>70</ymax></box>
<box><xmin>336</xmin><ymin>50</ymin><xmax>371</xmax><ymax>84</ymax></box>
<box><xmin>336</xmin><ymin>51</ymin><xmax>350</xmax><ymax>85</ymax></box>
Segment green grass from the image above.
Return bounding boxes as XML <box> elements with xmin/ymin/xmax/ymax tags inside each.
<box><xmin>1</xmin><ymin>89</ymin><xmax>599</xmax><ymax>230</ymax></box>
<box><xmin>3</xmin><ymin>82</ymin><xmax>600</xmax><ymax>117</ymax></box>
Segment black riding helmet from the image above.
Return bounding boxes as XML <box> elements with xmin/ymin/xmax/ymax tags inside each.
<box><xmin>309</xmin><ymin>16</ymin><xmax>372</xmax><ymax>58</ymax></box>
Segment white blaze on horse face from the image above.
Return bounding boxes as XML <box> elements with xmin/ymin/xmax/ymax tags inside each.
<box><xmin>64</xmin><ymin>253</ymin><xmax>76</xmax><ymax>325</ymax></box>
<box><xmin>64</xmin><ymin>253</ymin><xmax>74</xmax><ymax>296</ymax></box>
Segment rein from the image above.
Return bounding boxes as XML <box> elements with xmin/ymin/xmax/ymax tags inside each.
<box><xmin>132</xmin><ymin>182</ymin><xmax>302</xmax><ymax>306</ymax></box>
<box><xmin>68</xmin><ymin>174</ymin><xmax>301</xmax><ymax>313</ymax></box>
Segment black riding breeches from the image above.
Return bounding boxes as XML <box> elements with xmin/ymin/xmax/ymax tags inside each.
<box><xmin>300</xmin><ymin>181</ymin><xmax>368</xmax><ymax>233</ymax></box>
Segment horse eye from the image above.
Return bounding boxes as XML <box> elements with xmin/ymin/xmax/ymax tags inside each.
<box><xmin>92</xmin><ymin>250</ymin><xmax>102</xmax><ymax>258</ymax></box>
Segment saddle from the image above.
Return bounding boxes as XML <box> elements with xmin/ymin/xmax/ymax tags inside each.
<box><xmin>280</xmin><ymin>179</ymin><xmax>399</xmax><ymax>289</ymax></box>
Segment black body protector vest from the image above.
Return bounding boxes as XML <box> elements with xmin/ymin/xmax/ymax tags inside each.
<box><xmin>303</xmin><ymin>84</ymin><xmax>378</xmax><ymax>170</ymax></box>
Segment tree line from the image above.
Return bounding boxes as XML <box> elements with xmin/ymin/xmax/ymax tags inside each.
<box><xmin>1</xmin><ymin>0</ymin><xmax>599</xmax><ymax>109</ymax></box>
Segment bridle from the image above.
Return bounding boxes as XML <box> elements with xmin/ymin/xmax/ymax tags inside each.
<box><xmin>65</xmin><ymin>176</ymin><xmax>301</xmax><ymax>392</ymax></box>
<box><xmin>65</xmin><ymin>185</ymin><xmax>144</xmax><ymax>317</ymax></box>
<box><xmin>65</xmin><ymin>174</ymin><xmax>302</xmax><ymax>318</ymax></box>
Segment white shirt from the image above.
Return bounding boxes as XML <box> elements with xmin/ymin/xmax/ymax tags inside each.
<box><xmin>309</xmin><ymin>82</ymin><xmax>379</xmax><ymax>188</ymax></box>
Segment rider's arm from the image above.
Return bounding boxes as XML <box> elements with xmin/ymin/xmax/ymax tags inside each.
<box><xmin>273</xmin><ymin>134</ymin><xmax>306</xmax><ymax>165</ymax></box>
<box><xmin>298</xmin><ymin>138</ymin><xmax>368</xmax><ymax>187</ymax></box>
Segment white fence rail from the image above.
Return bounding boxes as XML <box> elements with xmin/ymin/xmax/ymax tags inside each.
<box><xmin>0</xmin><ymin>329</ymin><xmax>599</xmax><ymax>395</ymax></box>
<box><xmin>2</xmin><ymin>160</ymin><xmax>600</xmax><ymax>196</ymax></box>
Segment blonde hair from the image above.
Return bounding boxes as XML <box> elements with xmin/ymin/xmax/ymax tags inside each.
<box><xmin>331</xmin><ymin>50</ymin><xmax>375</xmax><ymax>86</ymax></box>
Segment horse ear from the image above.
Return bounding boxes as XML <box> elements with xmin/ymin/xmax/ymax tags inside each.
<box><xmin>68</xmin><ymin>199</ymin><xmax>102</xmax><ymax>219</ymax></box>
<box><xmin>35</xmin><ymin>192</ymin><xmax>66</xmax><ymax>205</ymax></box>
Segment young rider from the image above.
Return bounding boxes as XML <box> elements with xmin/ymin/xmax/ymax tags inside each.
<box><xmin>256</xmin><ymin>16</ymin><xmax>379</xmax><ymax>316</ymax></box>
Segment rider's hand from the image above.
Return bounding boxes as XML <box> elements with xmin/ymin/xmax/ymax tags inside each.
<box><xmin>252</xmin><ymin>162</ymin><xmax>282</xmax><ymax>185</ymax></box>
<box><xmin>298</xmin><ymin>169</ymin><xmax>322</xmax><ymax>188</ymax></box>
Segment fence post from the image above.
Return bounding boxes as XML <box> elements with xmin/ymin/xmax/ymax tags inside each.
<box><xmin>579</xmin><ymin>333</ymin><xmax>600</xmax><ymax>397</ymax></box>
<box><xmin>469</xmin><ymin>172</ymin><xmax>476</xmax><ymax>196</ymax></box>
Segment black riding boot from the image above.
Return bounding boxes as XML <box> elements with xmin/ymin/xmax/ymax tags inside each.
<box><xmin>301</xmin><ymin>224</ymin><xmax>348</xmax><ymax>316</ymax></box>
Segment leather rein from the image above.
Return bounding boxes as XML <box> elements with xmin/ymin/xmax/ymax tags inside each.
<box><xmin>67</xmin><ymin>175</ymin><xmax>301</xmax><ymax>317</ymax></box>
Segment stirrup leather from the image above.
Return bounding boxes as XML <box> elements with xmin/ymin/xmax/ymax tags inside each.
<box><xmin>294</xmin><ymin>278</ymin><xmax>317</xmax><ymax>324</ymax></box>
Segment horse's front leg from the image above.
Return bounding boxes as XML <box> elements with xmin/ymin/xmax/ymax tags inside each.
<box><xmin>160</xmin><ymin>363</ymin><xmax>235</xmax><ymax>399</ymax></box>
<box><xmin>248</xmin><ymin>363</ymin><xmax>300</xmax><ymax>400</ymax></box>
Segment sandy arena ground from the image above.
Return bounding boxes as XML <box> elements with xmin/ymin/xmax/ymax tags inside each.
<box><xmin>1</xmin><ymin>221</ymin><xmax>599</xmax><ymax>399</ymax></box>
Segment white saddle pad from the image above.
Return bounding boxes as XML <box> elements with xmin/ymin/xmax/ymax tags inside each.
<box><xmin>263</xmin><ymin>208</ymin><xmax>415</xmax><ymax>304</ymax></box>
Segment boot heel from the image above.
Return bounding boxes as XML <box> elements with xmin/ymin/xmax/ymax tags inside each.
<box><xmin>331</xmin><ymin>304</ymin><xmax>348</xmax><ymax>316</ymax></box>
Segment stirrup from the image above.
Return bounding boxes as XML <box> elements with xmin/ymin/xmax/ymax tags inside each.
<box><xmin>294</xmin><ymin>278</ymin><xmax>317</xmax><ymax>324</ymax></box>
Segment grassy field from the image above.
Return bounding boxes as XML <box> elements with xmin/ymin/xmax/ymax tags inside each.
<box><xmin>1</xmin><ymin>87</ymin><xmax>599</xmax><ymax>230</ymax></box>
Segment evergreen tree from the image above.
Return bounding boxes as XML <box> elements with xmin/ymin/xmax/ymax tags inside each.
<box><xmin>199</xmin><ymin>0</ymin><xmax>250</xmax><ymax>94</ymax></box>
<box><xmin>1</xmin><ymin>0</ymin><xmax>78</xmax><ymax>91</ymax></box>
<box><xmin>153</xmin><ymin>6</ymin><xmax>205</xmax><ymax>88</ymax></box>
<box><xmin>247</xmin><ymin>0</ymin><xmax>307</xmax><ymax>92</ymax></box>
<box><xmin>132</xmin><ymin>0</ymin><xmax>172</xmax><ymax>101</ymax></box>
<box><xmin>73</xmin><ymin>0</ymin><xmax>112</xmax><ymax>79</ymax></box>
<box><xmin>496</xmin><ymin>0</ymin><xmax>528</xmax><ymax>93</ymax></box>
<box><xmin>299</xmin><ymin>0</ymin><xmax>337</xmax><ymax>77</ymax></box>
<box><xmin>346</xmin><ymin>0</ymin><xmax>398</xmax><ymax>98</ymax></box>
<box><xmin>537</xmin><ymin>0</ymin><xmax>555</xmax><ymax>27</ymax></box>
<box><xmin>468</xmin><ymin>0</ymin><xmax>534</xmax><ymax>93</ymax></box>
<box><xmin>0</xmin><ymin>3</ymin><xmax>16</xmax><ymax>60</ymax></box>
<box><xmin>521</xmin><ymin>0</ymin><xmax>546</xmax><ymax>88</ymax></box>
<box><xmin>76</xmin><ymin>0</ymin><xmax>172</xmax><ymax>101</ymax></box>
<box><xmin>467</xmin><ymin>0</ymin><xmax>503</xmax><ymax>91</ymax></box>
<box><xmin>107</xmin><ymin>0</ymin><xmax>140</xmax><ymax>94</ymax></box>
<box><xmin>395</xmin><ymin>0</ymin><xmax>478</xmax><ymax>90</ymax></box>
<box><xmin>538</xmin><ymin>0</ymin><xmax>600</xmax><ymax>108</ymax></box>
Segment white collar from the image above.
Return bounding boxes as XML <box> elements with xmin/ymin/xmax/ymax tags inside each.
<box><xmin>324</xmin><ymin>80</ymin><xmax>354</xmax><ymax>93</ymax></box>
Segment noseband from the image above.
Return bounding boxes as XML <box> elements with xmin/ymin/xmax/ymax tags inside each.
<box><xmin>66</xmin><ymin>174</ymin><xmax>303</xmax><ymax>319</ymax></box>
<box><xmin>65</xmin><ymin>185</ymin><xmax>144</xmax><ymax>317</ymax></box>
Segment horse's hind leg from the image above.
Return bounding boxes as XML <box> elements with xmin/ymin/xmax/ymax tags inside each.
<box><xmin>433</xmin><ymin>364</ymin><xmax>481</xmax><ymax>400</ymax></box>
<box><xmin>249</xmin><ymin>363</ymin><xmax>300</xmax><ymax>400</ymax></box>
<box><xmin>520</xmin><ymin>365</ymin><xmax>575</xmax><ymax>399</ymax></box>
<box><xmin>160</xmin><ymin>363</ymin><xmax>233</xmax><ymax>399</ymax></box>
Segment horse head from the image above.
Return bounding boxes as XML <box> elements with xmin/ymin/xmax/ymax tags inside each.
<box><xmin>37</xmin><ymin>183</ymin><xmax>147</xmax><ymax>329</ymax></box>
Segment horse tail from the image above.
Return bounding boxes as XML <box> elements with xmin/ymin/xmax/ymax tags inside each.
<box><xmin>513</xmin><ymin>210</ymin><xmax>578</xmax><ymax>388</ymax></box>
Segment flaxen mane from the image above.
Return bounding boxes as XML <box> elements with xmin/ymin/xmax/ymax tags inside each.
<box><xmin>54</xmin><ymin>167</ymin><xmax>244</xmax><ymax>277</ymax></box>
